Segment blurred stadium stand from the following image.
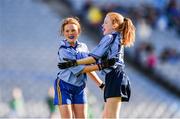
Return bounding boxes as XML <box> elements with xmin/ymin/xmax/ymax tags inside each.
<box><xmin>56</xmin><ymin>0</ymin><xmax>180</xmax><ymax>95</ymax></box>
<box><xmin>0</xmin><ymin>0</ymin><xmax>180</xmax><ymax>118</ymax></box>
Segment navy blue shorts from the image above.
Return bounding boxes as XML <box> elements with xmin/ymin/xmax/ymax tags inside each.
<box><xmin>104</xmin><ymin>66</ymin><xmax>131</xmax><ymax>102</ymax></box>
<box><xmin>54</xmin><ymin>78</ymin><xmax>87</xmax><ymax>105</ymax></box>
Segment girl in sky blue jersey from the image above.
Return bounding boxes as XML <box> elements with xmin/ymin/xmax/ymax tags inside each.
<box><xmin>54</xmin><ymin>17</ymin><xmax>104</xmax><ymax>118</ymax></box>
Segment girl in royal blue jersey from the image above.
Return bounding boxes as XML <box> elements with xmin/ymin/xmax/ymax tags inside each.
<box><xmin>54</xmin><ymin>17</ymin><xmax>104</xmax><ymax>118</ymax></box>
<box><xmin>58</xmin><ymin>12</ymin><xmax>136</xmax><ymax>118</ymax></box>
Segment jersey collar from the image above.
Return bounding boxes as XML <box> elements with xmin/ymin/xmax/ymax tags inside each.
<box><xmin>64</xmin><ymin>39</ymin><xmax>80</xmax><ymax>48</ymax></box>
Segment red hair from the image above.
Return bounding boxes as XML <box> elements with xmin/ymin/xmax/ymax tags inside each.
<box><xmin>60</xmin><ymin>17</ymin><xmax>81</xmax><ymax>35</ymax></box>
<box><xmin>107</xmin><ymin>12</ymin><xmax>136</xmax><ymax>47</ymax></box>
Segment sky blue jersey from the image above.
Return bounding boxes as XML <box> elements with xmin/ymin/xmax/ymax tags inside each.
<box><xmin>57</xmin><ymin>39</ymin><xmax>89</xmax><ymax>87</ymax></box>
<box><xmin>89</xmin><ymin>32</ymin><xmax>125</xmax><ymax>72</ymax></box>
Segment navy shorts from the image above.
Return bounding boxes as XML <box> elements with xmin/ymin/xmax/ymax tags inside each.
<box><xmin>104</xmin><ymin>66</ymin><xmax>131</xmax><ymax>102</ymax></box>
<box><xmin>54</xmin><ymin>78</ymin><xmax>87</xmax><ymax>105</ymax></box>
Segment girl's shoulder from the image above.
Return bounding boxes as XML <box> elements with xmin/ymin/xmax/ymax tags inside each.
<box><xmin>58</xmin><ymin>40</ymin><xmax>66</xmax><ymax>47</ymax></box>
<box><xmin>103</xmin><ymin>34</ymin><xmax>113</xmax><ymax>39</ymax></box>
<box><xmin>58</xmin><ymin>40</ymin><xmax>68</xmax><ymax>51</ymax></box>
<box><xmin>100</xmin><ymin>34</ymin><xmax>114</xmax><ymax>44</ymax></box>
<box><xmin>103</xmin><ymin>33</ymin><xmax>122</xmax><ymax>40</ymax></box>
<box><xmin>78</xmin><ymin>41</ymin><xmax>89</xmax><ymax>51</ymax></box>
<box><xmin>78</xmin><ymin>42</ymin><xmax>87</xmax><ymax>47</ymax></box>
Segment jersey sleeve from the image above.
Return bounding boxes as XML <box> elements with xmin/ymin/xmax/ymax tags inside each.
<box><xmin>89</xmin><ymin>34</ymin><xmax>113</xmax><ymax>59</ymax></box>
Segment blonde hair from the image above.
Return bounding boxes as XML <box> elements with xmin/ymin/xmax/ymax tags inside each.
<box><xmin>107</xmin><ymin>12</ymin><xmax>136</xmax><ymax>47</ymax></box>
<box><xmin>60</xmin><ymin>17</ymin><xmax>81</xmax><ymax>35</ymax></box>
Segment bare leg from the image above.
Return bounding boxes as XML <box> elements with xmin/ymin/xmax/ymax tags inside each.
<box><xmin>73</xmin><ymin>104</ymin><xmax>87</xmax><ymax>119</ymax></box>
<box><xmin>103</xmin><ymin>97</ymin><xmax>121</xmax><ymax>118</ymax></box>
<box><xmin>102</xmin><ymin>102</ymin><xmax>108</xmax><ymax>118</ymax></box>
<box><xmin>59</xmin><ymin>104</ymin><xmax>73</xmax><ymax>118</ymax></box>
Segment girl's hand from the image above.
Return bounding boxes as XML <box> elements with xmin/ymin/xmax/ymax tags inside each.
<box><xmin>57</xmin><ymin>58</ymin><xmax>77</xmax><ymax>69</ymax></box>
<box><xmin>98</xmin><ymin>58</ymin><xmax>116</xmax><ymax>70</ymax></box>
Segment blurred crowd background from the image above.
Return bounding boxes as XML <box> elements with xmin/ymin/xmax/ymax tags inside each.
<box><xmin>62</xmin><ymin>0</ymin><xmax>180</xmax><ymax>92</ymax></box>
<box><xmin>0</xmin><ymin>0</ymin><xmax>180</xmax><ymax>118</ymax></box>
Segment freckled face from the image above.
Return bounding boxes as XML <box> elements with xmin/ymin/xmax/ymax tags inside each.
<box><xmin>102</xmin><ymin>15</ymin><xmax>114</xmax><ymax>35</ymax></box>
<box><xmin>63</xmin><ymin>24</ymin><xmax>79</xmax><ymax>44</ymax></box>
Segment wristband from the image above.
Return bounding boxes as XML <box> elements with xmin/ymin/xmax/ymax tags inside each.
<box><xmin>99</xmin><ymin>83</ymin><xmax>105</xmax><ymax>89</ymax></box>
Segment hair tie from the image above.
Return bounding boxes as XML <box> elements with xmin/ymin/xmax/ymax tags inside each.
<box><xmin>124</xmin><ymin>18</ymin><xmax>127</xmax><ymax>22</ymax></box>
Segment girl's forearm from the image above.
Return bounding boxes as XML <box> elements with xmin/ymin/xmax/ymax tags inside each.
<box><xmin>81</xmin><ymin>65</ymin><xmax>99</xmax><ymax>73</ymax></box>
<box><xmin>87</xmin><ymin>71</ymin><xmax>103</xmax><ymax>87</ymax></box>
<box><xmin>77</xmin><ymin>56</ymin><xmax>96</xmax><ymax>65</ymax></box>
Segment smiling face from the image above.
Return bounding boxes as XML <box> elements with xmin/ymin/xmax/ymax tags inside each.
<box><xmin>102</xmin><ymin>15</ymin><xmax>114</xmax><ymax>35</ymax></box>
<box><xmin>61</xmin><ymin>17</ymin><xmax>81</xmax><ymax>45</ymax></box>
<box><xmin>63</xmin><ymin>23</ymin><xmax>80</xmax><ymax>45</ymax></box>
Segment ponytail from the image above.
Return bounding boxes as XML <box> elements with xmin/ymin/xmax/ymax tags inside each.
<box><xmin>121</xmin><ymin>18</ymin><xmax>136</xmax><ymax>47</ymax></box>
